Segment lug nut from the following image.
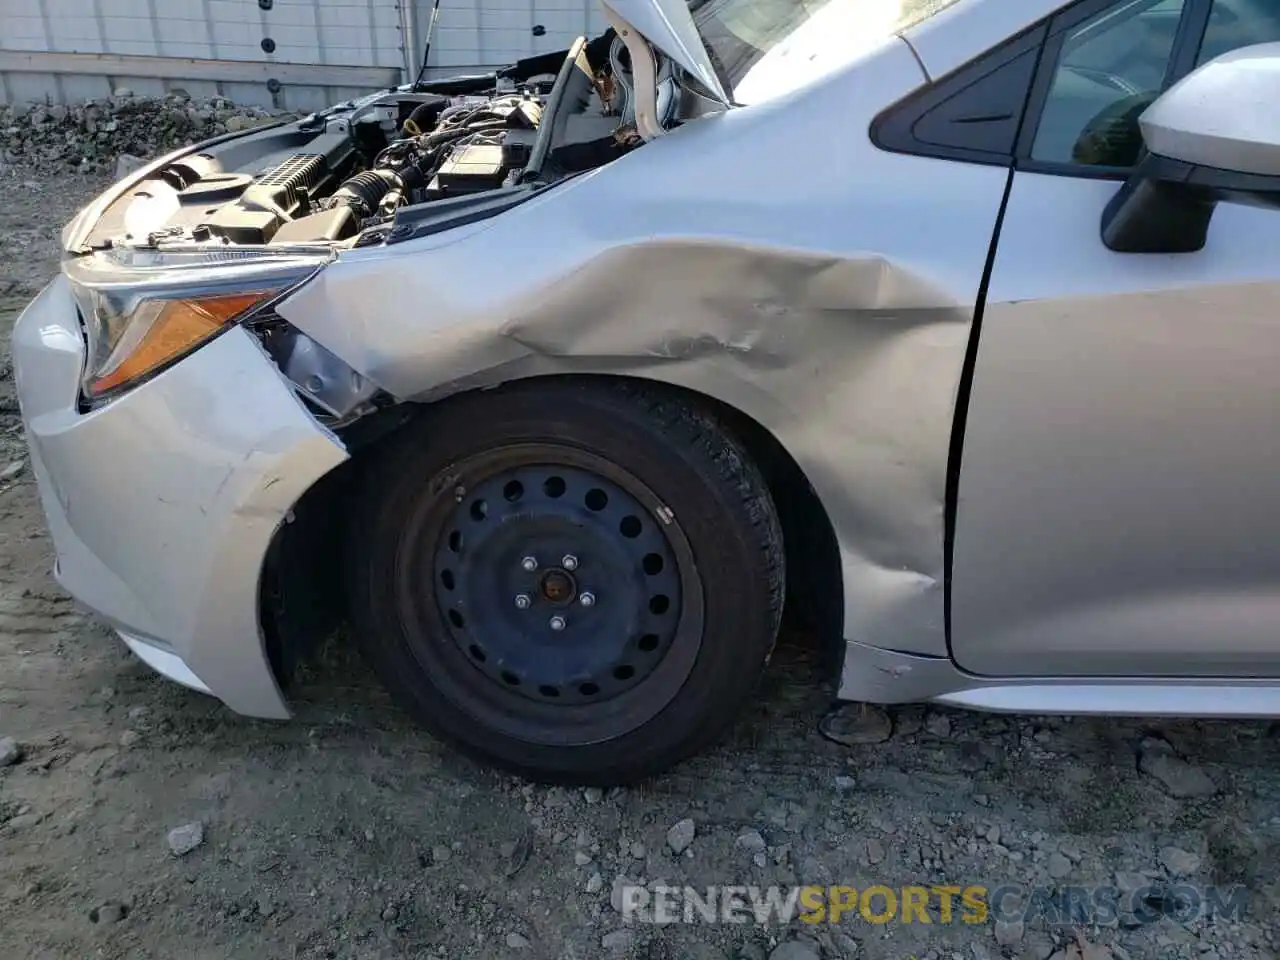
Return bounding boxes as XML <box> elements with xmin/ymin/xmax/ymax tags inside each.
<box><xmin>579</xmin><ymin>591</ymin><xmax>596</xmax><ymax>607</ymax></box>
<box><xmin>521</xmin><ymin>556</ymin><xmax>538</xmax><ymax>572</ymax></box>
<box><xmin>549</xmin><ymin>615</ymin><xmax>567</xmax><ymax>631</ymax></box>
<box><xmin>514</xmin><ymin>594</ymin><xmax>531</xmax><ymax>610</ymax></box>
<box><xmin>562</xmin><ymin>554</ymin><xmax>579</xmax><ymax>571</ymax></box>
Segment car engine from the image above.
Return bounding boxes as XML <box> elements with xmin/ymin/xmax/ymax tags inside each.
<box><xmin>186</xmin><ymin>90</ymin><xmax>556</xmax><ymax>247</ymax></box>
<box><xmin>92</xmin><ymin>30</ymin><xmax>698</xmax><ymax>253</ymax></box>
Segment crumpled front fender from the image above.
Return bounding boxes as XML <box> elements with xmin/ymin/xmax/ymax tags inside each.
<box><xmin>276</xmin><ymin>39</ymin><xmax>1007</xmax><ymax>666</ymax></box>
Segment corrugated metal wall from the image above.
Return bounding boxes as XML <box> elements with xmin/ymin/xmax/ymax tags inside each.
<box><xmin>420</xmin><ymin>0</ymin><xmax>607</xmax><ymax>71</ymax></box>
<box><xmin>0</xmin><ymin>0</ymin><xmax>606</xmax><ymax>110</ymax></box>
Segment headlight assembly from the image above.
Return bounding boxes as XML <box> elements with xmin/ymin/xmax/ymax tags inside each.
<box><xmin>63</xmin><ymin>246</ymin><xmax>331</xmax><ymax>402</ymax></box>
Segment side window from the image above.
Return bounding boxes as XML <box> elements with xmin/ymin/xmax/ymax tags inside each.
<box><xmin>1029</xmin><ymin>0</ymin><xmax>1187</xmax><ymax>168</ymax></box>
<box><xmin>1197</xmin><ymin>0</ymin><xmax>1280</xmax><ymax>64</ymax></box>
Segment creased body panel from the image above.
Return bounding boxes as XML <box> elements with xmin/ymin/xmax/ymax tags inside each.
<box><xmin>279</xmin><ymin>38</ymin><xmax>1010</xmax><ymax>668</ymax></box>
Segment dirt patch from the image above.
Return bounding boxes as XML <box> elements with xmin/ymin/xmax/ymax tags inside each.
<box><xmin>0</xmin><ymin>166</ymin><xmax>1277</xmax><ymax>960</ymax></box>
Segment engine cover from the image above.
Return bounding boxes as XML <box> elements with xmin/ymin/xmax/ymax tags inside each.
<box><xmin>195</xmin><ymin>133</ymin><xmax>356</xmax><ymax>244</ymax></box>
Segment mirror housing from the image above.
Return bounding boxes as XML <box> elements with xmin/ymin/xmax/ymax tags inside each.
<box><xmin>1102</xmin><ymin>42</ymin><xmax>1280</xmax><ymax>253</ymax></box>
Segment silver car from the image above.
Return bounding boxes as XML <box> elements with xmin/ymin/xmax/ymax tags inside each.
<box><xmin>13</xmin><ymin>0</ymin><xmax>1280</xmax><ymax>785</ymax></box>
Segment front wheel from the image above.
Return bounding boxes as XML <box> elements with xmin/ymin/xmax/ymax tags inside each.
<box><xmin>346</xmin><ymin>378</ymin><xmax>784</xmax><ymax>785</ymax></box>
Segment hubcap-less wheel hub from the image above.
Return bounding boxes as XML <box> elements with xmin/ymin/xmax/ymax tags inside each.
<box><xmin>539</xmin><ymin>568</ymin><xmax>577</xmax><ymax>604</ymax></box>
<box><xmin>433</xmin><ymin>464</ymin><xmax>683</xmax><ymax>705</ymax></box>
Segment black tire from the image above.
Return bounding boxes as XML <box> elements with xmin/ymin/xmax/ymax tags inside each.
<box><xmin>346</xmin><ymin>377</ymin><xmax>784</xmax><ymax>785</ymax></box>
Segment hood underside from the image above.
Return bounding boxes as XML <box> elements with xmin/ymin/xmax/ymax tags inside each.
<box><xmin>598</xmin><ymin>0</ymin><xmax>732</xmax><ymax>103</ymax></box>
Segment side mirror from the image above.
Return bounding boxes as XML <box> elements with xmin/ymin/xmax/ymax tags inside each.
<box><xmin>1101</xmin><ymin>42</ymin><xmax>1280</xmax><ymax>253</ymax></box>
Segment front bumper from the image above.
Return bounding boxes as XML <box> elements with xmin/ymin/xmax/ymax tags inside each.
<box><xmin>11</xmin><ymin>275</ymin><xmax>348</xmax><ymax>718</ymax></box>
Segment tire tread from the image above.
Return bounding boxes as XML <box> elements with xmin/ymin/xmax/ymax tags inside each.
<box><xmin>346</xmin><ymin>376</ymin><xmax>786</xmax><ymax>785</ymax></box>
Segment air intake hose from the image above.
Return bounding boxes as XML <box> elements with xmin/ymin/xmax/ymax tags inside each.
<box><xmin>331</xmin><ymin>169</ymin><xmax>401</xmax><ymax>218</ymax></box>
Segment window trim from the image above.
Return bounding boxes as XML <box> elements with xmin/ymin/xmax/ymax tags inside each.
<box><xmin>1013</xmin><ymin>0</ymin><xmax>1215</xmax><ymax>179</ymax></box>
<box><xmin>868</xmin><ymin>21</ymin><xmax>1048</xmax><ymax>167</ymax></box>
<box><xmin>869</xmin><ymin>0</ymin><xmax>1217</xmax><ymax>179</ymax></box>
<box><xmin>1165</xmin><ymin>0</ymin><xmax>1213</xmax><ymax>76</ymax></box>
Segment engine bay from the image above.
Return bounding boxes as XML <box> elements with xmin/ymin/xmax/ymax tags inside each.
<box><xmin>88</xmin><ymin>29</ymin><xmax>705</xmax><ymax>253</ymax></box>
<box><xmin>184</xmin><ymin>91</ymin><xmax>558</xmax><ymax>247</ymax></box>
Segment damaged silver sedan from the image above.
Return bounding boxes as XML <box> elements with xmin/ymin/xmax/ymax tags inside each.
<box><xmin>14</xmin><ymin>0</ymin><xmax>1280</xmax><ymax>784</ymax></box>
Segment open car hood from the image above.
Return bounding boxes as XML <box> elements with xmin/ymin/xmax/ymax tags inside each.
<box><xmin>599</xmin><ymin>0</ymin><xmax>731</xmax><ymax>104</ymax></box>
<box><xmin>59</xmin><ymin>2</ymin><xmax>729</xmax><ymax>255</ymax></box>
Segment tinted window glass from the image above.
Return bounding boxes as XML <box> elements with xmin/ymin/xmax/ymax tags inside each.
<box><xmin>1197</xmin><ymin>0</ymin><xmax>1280</xmax><ymax>64</ymax></box>
<box><xmin>1031</xmin><ymin>0</ymin><xmax>1186</xmax><ymax>167</ymax></box>
<box><xmin>691</xmin><ymin>0</ymin><xmax>965</xmax><ymax>102</ymax></box>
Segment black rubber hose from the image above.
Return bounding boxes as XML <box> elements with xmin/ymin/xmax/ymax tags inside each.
<box><xmin>395</xmin><ymin>162</ymin><xmax>427</xmax><ymax>193</ymax></box>
<box><xmin>403</xmin><ymin>99</ymin><xmax>446</xmax><ymax>136</ymax></box>
<box><xmin>331</xmin><ymin>169</ymin><xmax>399</xmax><ymax>217</ymax></box>
<box><xmin>425</xmin><ymin>119</ymin><xmax>505</xmax><ymax>147</ymax></box>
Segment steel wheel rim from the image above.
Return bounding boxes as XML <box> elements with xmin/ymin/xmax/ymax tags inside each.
<box><xmin>395</xmin><ymin>441</ymin><xmax>705</xmax><ymax>747</ymax></box>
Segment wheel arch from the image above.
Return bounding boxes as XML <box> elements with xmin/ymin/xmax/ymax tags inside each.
<box><xmin>260</xmin><ymin>372</ymin><xmax>846</xmax><ymax>693</ymax></box>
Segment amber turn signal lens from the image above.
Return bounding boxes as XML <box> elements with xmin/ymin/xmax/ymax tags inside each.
<box><xmin>89</xmin><ymin>290</ymin><xmax>272</xmax><ymax>396</ymax></box>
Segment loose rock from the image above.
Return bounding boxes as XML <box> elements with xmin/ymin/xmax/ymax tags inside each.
<box><xmin>602</xmin><ymin>929</ymin><xmax>635</xmax><ymax>952</ymax></box>
<box><xmin>1025</xmin><ymin>934</ymin><xmax>1058</xmax><ymax>960</ymax></box>
<box><xmin>6</xmin><ymin>812</ymin><xmax>42</xmax><ymax>831</ymax></box>
<box><xmin>994</xmin><ymin>919</ymin><xmax>1026</xmax><ymax>946</ymax></box>
<box><xmin>89</xmin><ymin>901</ymin><xmax>127</xmax><ymax>923</ymax></box>
<box><xmin>818</xmin><ymin>703</ymin><xmax>892</xmax><ymax>745</ymax></box>
<box><xmin>865</xmin><ymin>837</ymin><xmax>886</xmax><ymax>864</ymax></box>
<box><xmin>736</xmin><ymin>829</ymin><xmax>766</xmax><ymax>853</ymax></box>
<box><xmin>1138</xmin><ymin>738</ymin><xmax>1217</xmax><ymax>797</ymax></box>
<box><xmin>768</xmin><ymin>942</ymin><xmax>821</xmax><ymax>960</ymax></box>
<box><xmin>831</xmin><ymin>932</ymin><xmax>860</xmax><ymax>957</ymax></box>
<box><xmin>506</xmin><ymin>932</ymin><xmax>532</xmax><ymax>948</ymax></box>
<box><xmin>1205</xmin><ymin>815</ymin><xmax>1265</xmax><ymax>884</ymax></box>
<box><xmin>1159</xmin><ymin>845</ymin><xmax>1202</xmax><ymax>876</ymax></box>
<box><xmin>667</xmin><ymin>817</ymin><xmax>696</xmax><ymax>854</ymax></box>
<box><xmin>1047</xmin><ymin>852</ymin><xmax>1073</xmax><ymax>879</ymax></box>
<box><xmin>0</xmin><ymin>736</ymin><xmax>21</xmax><ymax>767</ymax></box>
<box><xmin>503</xmin><ymin>827</ymin><xmax>533</xmax><ymax>877</ymax></box>
<box><xmin>0</xmin><ymin>460</ymin><xmax>23</xmax><ymax>481</ymax></box>
<box><xmin>1114</xmin><ymin>871</ymin><xmax>1150</xmax><ymax>895</ymax></box>
<box><xmin>0</xmin><ymin>95</ymin><xmax>294</xmax><ymax>175</ymax></box>
<box><xmin>925</xmin><ymin>713</ymin><xmax>953</xmax><ymax>737</ymax></box>
<box><xmin>114</xmin><ymin>153</ymin><xmax>146</xmax><ymax>179</ymax></box>
<box><xmin>610</xmin><ymin>875</ymin><xmax>630</xmax><ymax>912</ymax></box>
<box><xmin>166</xmin><ymin>821</ymin><xmax>204</xmax><ymax>856</ymax></box>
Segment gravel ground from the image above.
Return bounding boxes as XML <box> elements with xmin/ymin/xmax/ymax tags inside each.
<box><xmin>1</xmin><ymin>148</ymin><xmax>1279</xmax><ymax>960</ymax></box>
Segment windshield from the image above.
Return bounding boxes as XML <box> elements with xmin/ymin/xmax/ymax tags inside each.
<box><xmin>691</xmin><ymin>0</ymin><xmax>963</xmax><ymax>102</ymax></box>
